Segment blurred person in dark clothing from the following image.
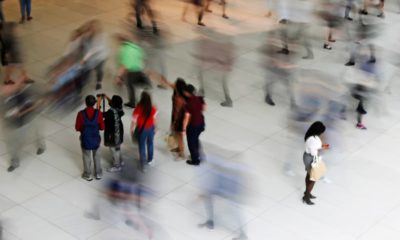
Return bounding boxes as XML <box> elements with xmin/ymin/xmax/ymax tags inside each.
<box><xmin>262</xmin><ymin>29</ymin><xmax>298</xmax><ymax>107</ymax></box>
<box><xmin>101</xmin><ymin>95</ymin><xmax>125</xmax><ymax>172</ymax></box>
<box><xmin>316</xmin><ymin>0</ymin><xmax>343</xmax><ymax>50</ymax></box>
<box><xmin>0</xmin><ymin>77</ymin><xmax>46</xmax><ymax>172</ymax></box>
<box><xmin>181</xmin><ymin>0</ymin><xmax>206</xmax><ymax>26</ymax></box>
<box><xmin>75</xmin><ymin>95</ymin><xmax>105</xmax><ymax>181</ymax></box>
<box><xmin>183</xmin><ymin>84</ymin><xmax>206</xmax><ymax>166</ymax></box>
<box><xmin>344</xmin><ymin>0</ymin><xmax>356</xmax><ymax>21</ymax></box>
<box><xmin>132</xmin><ymin>0</ymin><xmax>158</xmax><ymax>34</ymax></box>
<box><xmin>205</xmin><ymin>0</ymin><xmax>229</xmax><ymax>19</ymax></box>
<box><xmin>19</xmin><ymin>0</ymin><xmax>32</xmax><ymax>23</ymax></box>
<box><xmin>195</xmin><ymin>28</ymin><xmax>235</xmax><ymax>107</ymax></box>
<box><xmin>0</xmin><ymin>22</ymin><xmax>31</xmax><ymax>85</ymax></box>
<box><xmin>345</xmin><ymin>10</ymin><xmax>381</xmax><ymax>66</ymax></box>
<box><xmin>114</xmin><ymin>34</ymin><xmax>150</xmax><ymax>108</ymax></box>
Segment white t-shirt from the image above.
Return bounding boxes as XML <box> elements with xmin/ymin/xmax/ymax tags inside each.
<box><xmin>305</xmin><ymin>136</ymin><xmax>322</xmax><ymax>156</ymax></box>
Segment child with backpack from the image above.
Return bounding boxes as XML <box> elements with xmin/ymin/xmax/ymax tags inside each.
<box><xmin>75</xmin><ymin>95</ymin><xmax>105</xmax><ymax>181</ymax></box>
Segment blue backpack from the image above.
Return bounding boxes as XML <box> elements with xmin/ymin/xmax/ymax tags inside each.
<box><xmin>81</xmin><ymin>110</ymin><xmax>101</xmax><ymax>150</ymax></box>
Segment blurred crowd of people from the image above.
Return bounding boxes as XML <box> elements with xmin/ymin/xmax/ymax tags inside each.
<box><xmin>0</xmin><ymin>0</ymin><xmax>399</xmax><ymax>239</ymax></box>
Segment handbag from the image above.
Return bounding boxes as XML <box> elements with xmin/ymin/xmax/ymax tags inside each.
<box><xmin>310</xmin><ymin>156</ymin><xmax>327</xmax><ymax>181</ymax></box>
<box><xmin>132</xmin><ymin>115</ymin><xmax>150</xmax><ymax>144</ymax></box>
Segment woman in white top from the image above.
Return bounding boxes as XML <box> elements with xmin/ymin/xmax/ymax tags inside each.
<box><xmin>303</xmin><ymin>121</ymin><xmax>328</xmax><ymax>205</ymax></box>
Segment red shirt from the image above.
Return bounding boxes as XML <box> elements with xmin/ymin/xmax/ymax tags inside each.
<box><xmin>185</xmin><ymin>96</ymin><xmax>205</xmax><ymax>127</ymax></box>
<box><xmin>133</xmin><ymin>105</ymin><xmax>157</xmax><ymax>129</ymax></box>
<box><xmin>75</xmin><ymin>107</ymin><xmax>105</xmax><ymax>132</ymax></box>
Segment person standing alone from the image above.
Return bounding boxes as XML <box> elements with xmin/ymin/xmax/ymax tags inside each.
<box><xmin>75</xmin><ymin>95</ymin><xmax>105</xmax><ymax>181</ymax></box>
<box><xmin>183</xmin><ymin>84</ymin><xmax>206</xmax><ymax>166</ymax></box>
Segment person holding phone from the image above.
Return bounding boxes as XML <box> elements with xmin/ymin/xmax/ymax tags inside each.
<box><xmin>303</xmin><ymin>121</ymin><xmax>329</xmax><ymax>205</ymax></box>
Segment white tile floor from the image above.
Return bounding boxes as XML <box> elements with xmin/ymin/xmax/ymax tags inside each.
<box><xmin>0</xmin><ymin>0</ymin><xmax>400</xmax><ymax>239</ymax></box>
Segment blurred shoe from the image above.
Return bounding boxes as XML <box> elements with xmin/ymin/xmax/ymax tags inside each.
<box><xmin>356</xmin><ymin>123</ymin><xmax>367</xmax><ymax>130</ymax></box>
<box><xmin>24</xmin><ymin>79</ymin><xmax>35</xmax><ymax>84</ymax></box>
<box><xmin>198</xmin><ymin>220</ymin><xmax>214</xmax><ymax>229</ymax></box>
<box><xmin>277</xmin><ymin>48</ymin><xmax>289</xmax><ymax>55</ymax></box>
<box><xmin>359</xmin><ymin>9</ymin><xmax>368</xmax><ymax>15</ymax></box>
<box><xmin>153</xmin><ymin>26</ymin><xmax>158</xmax><ymax>35</ymax></box>
<box><xmin>7</xmin><ymin>165</ymin><xmax>18</xmax><ymax>172</ymax></box>
<box><xmin>157</xmin><ymin>84</ymin><xmax>167</xmax><ymax>89</ymax></box>
<box><xmin>4</xmin><ymin>80</ymin><xmax>15</xmax><ymax>85</ymax></box>
<box><xmin>186</xmin><ymin>160</ymin><xmax>200</xmax><ymax>166</ymax></box>
<box><xmin>205</xmin><ymin>9</ymin><xmax>212</xmax><ymax>13</ymax></box>
<box><xmin>82</xmin><ymin>174</ymin><xmax>93</xmax><ymax>181</ymax></box>
<box><xmin>107</xmin><ymin>166</ymin><xmax>122</xmax><ymax>172</ymax></box>
<box><xmin>304</xmin><ymin>192</ymin><xmax>317</xmax><ymax>199</ymax></box>
<box><xmin>328</xmin><ymin>38</ymin><xmax>336</xmax><ymax>43</ymax></box>
<box><xmin>27</xmin><ymin>16</ymin><xmax>33</xmax><ymax>21</ymax></box>
<box><xmin>170</xmin><ymin>148</ymin><xmax>180</xmax><ymax>153</ymax></box>
<box><xmin>377</xmin><ymin>13</ymin><xmax>385</xmax><ymax>18</ymax></box>
<box><xmin>198</xmin><ymin>22</ymin><xmax>206</xmax><ymax>26</ymax></box>
<box><xmin>124</xmin><ymin>103</ymin><xmax>135</xmax><ymax>108</ymax></box>
<box><xmin>302</xmin><ymin>54</ymin><xmax>314</xmax><ymax>60</ymax></box>
<box><xmin>95</xmin><ymin>174</ymin><xmax>102</xmax><ymax>180</ymax></box>
<box><xmin>220</xmin><ymin>101</ymin><xmax>233</xmax><ymax>107</ymax></box>
<box><xmin>265</xmin><ymin>95</ymin><xmax>275</xmax><ymax>106</ymax></box>
<box><xmin>323</xmin><ymin>44</ymin><xmax>332</xmax><ymax>50</ymax></box>
<box><xmin>368</xmin><ymin>57</ymin><xmax>376</xmax><ymax>63</ymax></box>
<box><xmin>345</xmin><ymin>16</ymin><xmax>353</xmax><ymax>21</ymax></box>
<box><xmin>95</xmin><ymin>83</ymin><xmax>102</xmax><ymax>90</ymax></box>
<box><xmin>345</xmin><ymin>60</ymin><xmax>355</xmax><ymax>66</ymax></box>
<box><xmin>222</xmin><ymin>14</ymin><xmax>229</xmax><ymax>19</ymax></box>
<box><xmin>279</xmin><ymin>19</ymin><xmax>288</xmax><ymax>24</ymax></box>
<box><xmin>321</xmin><ymin>176</ymin><xmax>332</xmax><ymax>184</ymax></box>
<box><xmin>19</xmin><ymin>17</ymin><xmax>25</xmax><ymax>24</ymax></box>
<box><xmin>147</xmin><ymin>160</ymin><xmax>155</xmax><ymax>166</ymax></box>
<box><xmin>36</xmin><ymin>147</ymin><xmax>45</xmax><ymax>155</ymax></box>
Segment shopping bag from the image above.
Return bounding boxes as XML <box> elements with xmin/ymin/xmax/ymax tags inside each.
<box><xmin>165</xmin><ymin>133</ymin><xmax>178</xmax><ymax>150</ymax></box>
<box><xmin>310</xmin><ymin>156</ymin><xmax>327</xmax><ymax>181</ymax></box>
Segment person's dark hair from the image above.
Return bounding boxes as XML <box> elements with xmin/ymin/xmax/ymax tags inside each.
<box><xmin>185</xmin><ymin>84</ymin><xmax>196</xmax><ymax>95</ymax></box>
<box><xmin>175</xmin><ymin>78</ymin><xmax>187</xmax><ymax>97</ymax></box>
<box><xmin>110</xmin><ymin>95</ymin><xmax>123</xmax><ymax>109</ymax></box>
<box><xmin>138</xmin><ymin>91</ymin><xmax>152</xmax><ymax>118</ymax></box>
<box><xmin>85</xmin><ymin>95</ymin><xmax>96</xmax><ymax>107</ymax></box>
<box><xmin>304</xmin><ymin>121</ymin><xmax>326</xmax><ymax>141</ymax></box>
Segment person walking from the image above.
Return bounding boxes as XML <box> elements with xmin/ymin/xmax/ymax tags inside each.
<box><xmin>19</xmin><ymin>0</ymin><xmax>32</xmax><ymax>24</ymax></box>
<box><xmin>181</xmin><ymin>0</ymin><xmax>206</xmax><ymax>26</ymax></box>
<box><xmin>102</xmin><ymin>95</ymin><xmax>125</xmax><ymax>172</ymax></box>
<box><xmin>115</xmin><ymin>34</ymin><xmax>149</xmax><ymax>108</ymax></box>
<box><xmin>183</xmin><ymin>84</ymin><xmax>206</xmax><ymax>166</ymax></box>
<box><xmin>205</xmin><ymin>0</ymin><xmax>229</xmax><ymax>19</ymax></box>
<box><xmin>81</xmin><ymin>20</ymin><xmax>110</xmax><ymax>90</ymax></box>
<box><xmin>132</xmin><ymin>0</ymin><xmax>158</xmax><ymax>34</ymax></box>
<box><xmin>302</xmin><ymin>121</ymin><xmax>329</xmax><ymax>205</ymax></box>
<box><xmin>132</xmin><ymin>91</ymin><xmax>157</xmax><ymax>171</ymax></box>
<box><xmin>75</xmin><ymin>95</ymin><xmax>105</xmax><ymax>181</ymax></box>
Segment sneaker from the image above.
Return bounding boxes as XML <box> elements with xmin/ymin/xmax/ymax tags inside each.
<box><xmin>107</xmin><ymin>166</ymin><xmax>122</xmax><ymax>172</ymax></box>
<box><xmin>36</xmin><ymin>148</ymin><xmax>45</xmax><ymax>155</ymax></box>
<box><xmin>147</xmin><ymin>160</ymin><xmax>155</xmax><ymax>166</ymax></box>
<box><xmin>95</xmin><ymin>174</ymin><xmax>102</xmax><ymax>180</ymax></box>
<box><xmin>345</xmin><ymin>61</ymin><xmax>355</xmax><ymax>66</ymax></box>
<box><xmin>82</xmin><ymin>174</ymin><xmax>93</xmax><ymax>181</ymax></box>
<box><xmin>323</xmin><ymin>44</ymin><xmax>332</xmax><ymax>50</ymax></box>
<box><xmin>356</xmin><ymin>123</ymin><xmax>367</xmax><ymax>130</ymax></box>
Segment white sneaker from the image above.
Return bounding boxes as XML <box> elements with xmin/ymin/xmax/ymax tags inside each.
<box><xmin>107</xmin><ymin>166</ymin><xmax>122</xmax><ymax>172</ymax></box>
<box><xmin>147</xmin><ymin>160</ymin><xmax>155</xmax><ymax>166</ymax></box>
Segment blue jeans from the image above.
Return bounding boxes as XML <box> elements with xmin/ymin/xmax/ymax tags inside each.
<box><xmin>138</xmin><ymin>127</ymin><xmax>155</xmax><ymax>167</ymax></box>
<box><xmin>20</xmin><ymin>0</ymin><xmax>32</xmax><ymax>18</ymax></box>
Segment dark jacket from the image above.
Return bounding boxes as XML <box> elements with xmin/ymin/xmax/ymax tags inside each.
<box><xmin>103</xmin><ymin>108</ymin><xmax>124</xmax><ymax>146</ymax></box>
